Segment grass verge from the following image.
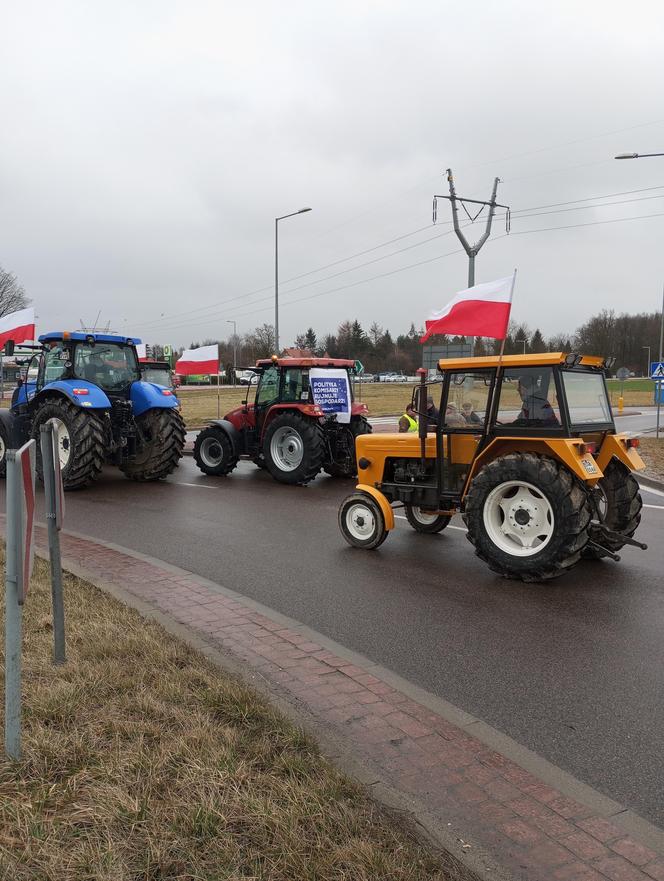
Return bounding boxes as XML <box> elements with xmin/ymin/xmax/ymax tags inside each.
<box><xmin>639</xmin><ymin>437</ymin><xmax>664</xmax><ymax>482</ymax></box>
<box><xmin>0</xmin><ymin>553</ymin><xmax>468</xmax><ymax>881</ymax></box>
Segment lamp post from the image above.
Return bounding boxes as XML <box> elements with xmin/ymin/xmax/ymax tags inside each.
<box><xmin>516</xmin><ymin>338</ymin><xmax>527</xmax><ymax>355</ymax></box>
<box><xmin>615</xmin><ymin>151</ymin><xmax>664</xmax><ymax>436</ymax></box>
<box><xmin>275</xmin><ymin>207</ymin><xmax>312</xmax><ymax>355</ymax></box>
<box><xmin>643</xmin><ymin>345</ymin><xmax>650</xmax><ymax>378</ymax></box>
<box><xmin>226</xmin><ymin>320</ymin><xmax>237</xmax><ymax>385</ymax></box>
<box><xmin>615</xmin><ymin>152</ymin><xmax>664</xmax><ymax>159</ymax></box>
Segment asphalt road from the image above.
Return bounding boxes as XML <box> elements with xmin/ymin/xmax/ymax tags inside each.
<box><xmin>5</xmin><ymin>413</ymin><xmax>664</xmax><ymax>829</ymax></box>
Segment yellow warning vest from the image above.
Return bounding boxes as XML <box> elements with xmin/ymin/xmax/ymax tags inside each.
<box><xmin>402</xmin><ymin>412</ymin><xmax>418</xmax><ymax>432</ymax></box>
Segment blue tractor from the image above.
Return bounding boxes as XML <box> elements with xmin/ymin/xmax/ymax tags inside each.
<box><xmin>0</xmin><ymin>332</ymin><xmax>185</xmax><ymax>489</ymax></box>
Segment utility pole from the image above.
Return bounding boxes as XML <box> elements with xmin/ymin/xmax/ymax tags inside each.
<box><xmin>433</xmin><ymin>169</ymin><xmax>510</xmax><ymax>354</ymax></box>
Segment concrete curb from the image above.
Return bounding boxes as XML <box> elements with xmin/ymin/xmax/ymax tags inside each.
<box><xmin>16</xmin><ymin>519</ymin><xmax>664</xmax><ymax>881</ymax></box>
<box><xmin>638</xmin><ymin>473</ymin><xmax>664</xmax><ymax>493</ymax></box>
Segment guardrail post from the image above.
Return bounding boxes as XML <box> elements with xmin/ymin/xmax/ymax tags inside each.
<box><xmin>40</xmin><ymin>422</ymin><xmax>66</xmax><ymax>665</ymax></box>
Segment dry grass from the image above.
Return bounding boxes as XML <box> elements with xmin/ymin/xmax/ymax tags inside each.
<box><xmin>639</xmin><ymin>437</ymin><xmax>664</xmax><ymax>481</ymax></box>
<box><xmin>0</xmin><ymin>554</ymin><xmax>467</xmax><ymax>881</ymax></box>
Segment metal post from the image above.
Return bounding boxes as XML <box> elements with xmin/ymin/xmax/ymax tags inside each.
<box><xmin>435</xmin><ymin>170</ymin><xmax>507</xmax><ymax>356</ymax></box>
<box><xmin>40</xmin><ymin>424</ymin><xmax>66</xmax><ymax>664</ymax></box>
<box><xmin>5</xmin><ymin>450</ymin><xmax>22</xmax><ymax>759</ymax></box>
<box><xmin>274</xmin><ymin>218</ymin><xmax>279</xmax><ymax>355</ymax></box>
<box><xmin>657</xmin><ymin>283</ymin><xmax>663</xmax><ymax>439</ymax></box>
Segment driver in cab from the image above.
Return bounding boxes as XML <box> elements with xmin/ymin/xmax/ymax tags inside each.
<box><xmin>514</xmin><ymin>374</ymin><xmax>558</xmax><ymax>426</ymax></box>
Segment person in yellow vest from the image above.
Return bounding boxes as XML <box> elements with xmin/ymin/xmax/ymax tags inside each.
<box><xmin>399</xmin><ymin>403</ymin><xmax>419</xmax><ymax>433</ymax></box>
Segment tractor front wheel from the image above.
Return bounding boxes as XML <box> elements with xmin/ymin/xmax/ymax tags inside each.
<box><xmin>122</xmin><ymin>408</ymin><xmax>185</xmax><ymax>481</ymax></box>
<box><xmin>339</xmin><ymin>493</ymin><xmax>388</xmax><ymax>550</ymax></box>
<box><xmin>194</xmin><ymin>426</ymin><xmax>239</xmax><ymax>476</ymax></box>
<box><xmin>263</xmin><ymin>413</ymin><xmax>325</xmax><ymax>485</ymax></box>
<box><xmin>31</xmin><ymin>398</ymin><xmax>106</xmax><ymax>490</ymax></box>
<box><xmin>584</xmin><ymin>458</ymin><xmax>642</xmax><ymax>557</ymax></box>
<box><xmin>463</xmin><ymin>453</ymin><xmax>591</xmax><ymax>582</ymax></box>
<box><xmin>404</xmin><ymin>504</ymin><xmax>451</xmax><ymax>534</ymax></box>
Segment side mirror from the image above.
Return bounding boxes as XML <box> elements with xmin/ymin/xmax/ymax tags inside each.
<box><xmin>4</xmin><ymin>340</ymin><xmax>15</xmax><ymax>356</ymax></box>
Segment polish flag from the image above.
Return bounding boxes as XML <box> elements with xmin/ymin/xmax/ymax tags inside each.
<box><xmin>0</xmin><ymin>307</ymin><xmax>36</xmax><ymax>349</ymax></box>
<box><xmin>420</xmin><ymin>274</ymin><xmax>515</xmax><ymax>343</ymax></box>
<box><xmin>175</xmin><ymin>344</ymin><xmax>219</xmax><ymax>376</ymax></box>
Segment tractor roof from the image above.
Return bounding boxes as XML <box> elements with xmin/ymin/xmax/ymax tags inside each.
<box><xmin>437</xmin><ymin>352</ymin><xmax>605</xmax><ymax>371</ymax></box>
<box><xmin>39</xmin><ymin>332</ymin><xmax>142</xmax><ymax>345</ymax></box>
<box><xmin>255</xmin><ymin>357</ymin><xmax>355</xmax><ymax>369</ymax></box>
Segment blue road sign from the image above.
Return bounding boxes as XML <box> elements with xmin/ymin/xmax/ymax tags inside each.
<box><xmin>650</xmin><ymin>362</ymin><xmax>664</xmax><ymax>380</ymax></box>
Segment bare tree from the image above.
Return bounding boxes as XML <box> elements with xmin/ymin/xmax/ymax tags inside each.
<box><xmin>0</xmin><ymin>266</ymin><xmax>30</xmax><ymax>317</ymax></box>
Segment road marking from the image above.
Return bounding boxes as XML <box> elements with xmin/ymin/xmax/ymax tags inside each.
<box><xmin>641</xmin><ymin>484</ymin><xmax>664</xmax><ymax>498</ymax></box>
<box><xmin>394</xmin><ymin>514</ymin><xmax>467</xmax><ymax>532</ymax></box>
<box><xmin>643</xmin><ymin>504</ymin><xmax>664</xmax><ymax>510</ymax></box>
<box><xmin>173</xmin><ymin>482</ymin><xmax>216</xmax><ymax>489</ymax></box>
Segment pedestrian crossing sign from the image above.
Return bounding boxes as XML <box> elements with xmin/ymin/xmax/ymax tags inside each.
<box><xmin>651</xmin><ymin>362</ymin><xmax>664</xmax><ymax>379</ymax></box>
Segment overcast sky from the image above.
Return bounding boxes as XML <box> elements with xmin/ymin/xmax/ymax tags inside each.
<box><xmin>1</xmin><ymin>0</ymin><xmax>663</xmax><ymax>349</ymax></box>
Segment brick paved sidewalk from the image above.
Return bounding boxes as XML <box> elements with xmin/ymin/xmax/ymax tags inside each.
<box><xmin>23</xmin><ymin>523</ymin><xmax>664</xmax><ymax>881</ymax></box>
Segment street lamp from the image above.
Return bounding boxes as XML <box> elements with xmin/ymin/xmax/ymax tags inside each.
<box><xmin>275</xmin><ymin>207</ymin><xmax>312</xmax><ymax>354</ymax></box>
<box><xmin>643</xmin><ymin>345</ymin><xmax>651</xmax><ymax>378</ymax></box>
<box><xmin>515</xmin><ymin>338</ymin><xmax>527</xmax><ymax>355</ymax></box>
<box><xmin>615</xmin><ymin>152</ymin><xmax>664</xmax><ymax>159</ymax></box>
<box><xmin>227</xmin><ymin>320</ymin><xmax>237</xmax><ymax>385</ymax></box>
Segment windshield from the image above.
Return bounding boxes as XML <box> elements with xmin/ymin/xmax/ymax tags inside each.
<box><xmin>561</xmin><ymin>370</ymin><xmax>612</xmax><ymax>425</ymax></box>
<box><xmin>142</xmin><ymin>367</ymin><xmax>172</xmax><ymax>388</ymax></box>
<box><xmin>74</xmin><ymin>343</ymin><xmax>140</xmax><ymax>390</ymax></box>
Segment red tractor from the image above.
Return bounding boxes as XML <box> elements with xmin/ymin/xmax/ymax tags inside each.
<box><xmin>193</xmin><ymin>357</ymin><xmax>371</xmax><ymax>485</ymax></box>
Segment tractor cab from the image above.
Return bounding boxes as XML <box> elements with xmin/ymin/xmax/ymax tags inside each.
<box><xmin>340</xmin><ymin>353</ymin><xmax>646</xmax><ymax>583</ymax></box>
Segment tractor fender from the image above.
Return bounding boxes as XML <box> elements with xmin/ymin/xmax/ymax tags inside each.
<box><xmin>594</xmin><ymin>433</ymin><xmax>646</xmax><ymax>474</ymax></box>
<box><xmin>355</xmin><ymin>483</ymin><xmax>395</xmax><ymax>531</ymax></box>
<box><xmin>204</xmin><ymin>419</ymin><xmax>242</xmax><ymax>457</ymax></box>
<box><xmin>34</xmin><ymin>379</ymin><xmax>111</xmax><ymax>409</ymax></box>
<box><xmin>130</xmin><ymin>380</ymin><xmax>179</xmax><ymax>417</ymax></box>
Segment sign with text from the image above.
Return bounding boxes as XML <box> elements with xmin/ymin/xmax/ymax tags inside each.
<box><xmin>310</xmin><ymin>368</ymin><xmax>351</xmax><ymax>424</ymax></box>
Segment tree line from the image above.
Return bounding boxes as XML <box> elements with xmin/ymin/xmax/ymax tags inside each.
<box><xmin>175</xmin><ymin>309</ymin><xmax>661</xmax><ymax>377</ymax></box>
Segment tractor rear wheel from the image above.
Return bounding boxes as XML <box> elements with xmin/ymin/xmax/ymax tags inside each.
<box><xmin>0</xmin><ymin>419</ymin><xmax>10</xmax><ymax>477</ymax></box>
<box><xmin>194</xmin><ymin>426</ymin><xmax>239</xmax><ymax>476</ymax></box>
<box><xmin>584</xmin><ymin>458</ymin><xmax>642</xmax><ymax>558</ymax></box>
<box><xmin>324</xmin><ymin>415</ymin><xmax>373</xmax><ymax>477</ymax></box>
<box><xmin>122</xmin><ymin>408</ymin><xmax>185</xmax><ymax>481</ymax></box>
<box><xmin>263</xmin><ymin>412</ymin><xmax>325</xmax><ymax>485</ymax></box>
<box><xmin>404</xmin><ymin>504</ymin><xmax>451</xmax><ymax>533</ymax></box>
<box><xmin>31</xmin><ymin>398</ymin><xmax>106</xmax><ymax>490</ymax></box>
<box><xmin>463</xmin><ymin>452</ymin><xmax>591</xmax><ymax>582</ymax></box>
<box><xmin>339</xmin><ymin>492</ymin><xmax>388</xmax><ymax>549</ymax></box>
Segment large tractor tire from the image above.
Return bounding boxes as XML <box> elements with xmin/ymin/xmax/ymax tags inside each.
<box><xmin>122</xmin><ymin>408</ymin><xmax>185</xmax><ymax>482</ymax></box>
<box><xmin>0</xmin><ymin>418</ymin><xmax>10</xmax><ymax>478</ymax></box>
<box><xmin>193</xmin><ymin>426</ymin><xmax>239</xmax><ymax>476</ymax></box>
<box><xmin>339</xmin><ymin>492</ymin><xmax>389</xmax><ymax>550</ymax></box>
<box><xmin>263</xmin><ymin>412</ymin><xmax>325</xmax><ymax>485</ymax></box>
<box><xmin>324</xmin><ymin>415</ymin><xmax>373</xmax><ymax>478</ymax></box>
<box><xmin>463</xmin><ymin>452</ymin><xmax>591</xmax><ymax>582</ymax></box>
<box><xmin>404</xmin><ymin>504</ymin><xmax>451</xmax><ymax>534</ymax></box>
<box><xmin>583</xmin><ymin>458</ymin><xmax>642</xmax><ymax>558</ymax></box>
<box><xmin>31</xmin><ymin>398</ymin><xmax>106</xmax><ymax>490</ymax></box>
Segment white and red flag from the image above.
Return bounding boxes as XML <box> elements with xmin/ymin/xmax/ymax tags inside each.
<box><xmin>420</xmin><ymin>274</ymin><xmax>515</xmax><ymax>343</ymax></box>
<box><xmin>175</xmin><ymin>344</ymin><xmax>219</xmax><ymax>376</ymax></box>
<box><xmin>0</xmin><ymin>307</ymin><xmax>36</xmax><ymax>349</ymax></box>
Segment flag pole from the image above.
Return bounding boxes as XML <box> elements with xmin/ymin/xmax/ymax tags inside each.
<box><xmin>496</xmin><ymin>269</ymin><xmax>517</xmax><ymax>373</ymax></box>
<box><xmin>216</xmin><ymin>343</ymin><xmax>221</xmax><ymax>418</ymax></box>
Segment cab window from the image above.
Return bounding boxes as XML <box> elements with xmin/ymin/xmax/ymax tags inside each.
<box><xmin>256</xmin><ymin>365</ymin><xmax>280</xmax><ymax>406</ymax></box>
<box><xmin>43</xmin><ymin>345</ymin><xmax>69</xmax><ymax>383</ymax></box>
<box><xmin>495</xmin><ymin>367</ymin><xmax>560</xmax><ymax>427</ymax></box>
<box><xmin>281</xmin><ymin>368</ymin><xmax>309</xmax><ymax>402</ymax></box>
<box><xmin>444</xmin><ymin>371</ymin><xmax>493</xmax><ymax>429</ymax></box>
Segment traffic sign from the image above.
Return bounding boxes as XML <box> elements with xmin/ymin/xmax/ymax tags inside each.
<box><xmin>650</xmin><ymin>362</ymin><xmax>664</xmax><ymax>379</ymax></box>
<box><xmin>616</xmin><ymin>366</ymin><xmax>630</xmax><ymax>381</ymax></box>
<box><xmin>354</xmin><ymin>360</ymin><xmax>364</xmax><ymax>375</ymax></box>
<box><xmin>163</xmin><ymin>344</ymin><xmax>172</xmax><ymax>357</ymax></box>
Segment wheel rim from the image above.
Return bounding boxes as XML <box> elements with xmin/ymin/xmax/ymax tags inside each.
<box><xmin>52</xmin><ymin>418</ymin><xmax>71</xmax><ymax>469</ymax></box>
<box><xmin>483</xmin><ymin>480</ymin><xmax>554</xmax><ymax>557</ymax></box>
<box><xmin>345</xmin><ymin>501</ymin><xmax>377</xmax><ymax>541</ymax></box>
<box><xmin>200</xmin><ymin>436</ymin><xmax>224</xmax><ymax>467</ymax></box>
<box><xmin>270</xmin><ymin>426</ymin><xmax>304</xmax><ymax>472</ymax></box>
<box><xmin>0</xmin><ymin>433</ymin><xmax>5</xmax><ymax>461</ymax></box>
<box><xmin>410</xmin><ymin>506</ymin><xmax>440</xmax><ymax>526</ymax></box>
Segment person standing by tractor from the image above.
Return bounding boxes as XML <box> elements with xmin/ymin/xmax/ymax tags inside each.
<box><xmin>398</xmin><ymin>403</ymin><xmax>418</xmax><ymax>432</ymax></box>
